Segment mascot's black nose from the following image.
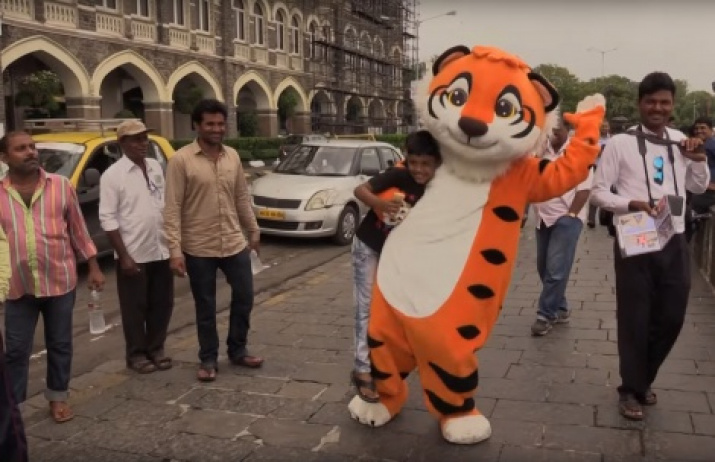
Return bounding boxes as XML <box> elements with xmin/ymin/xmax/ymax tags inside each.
<box><xmin>458</xmin><ymin>117</ymin><xmax>489</xmax><ymax>138</ymax></box>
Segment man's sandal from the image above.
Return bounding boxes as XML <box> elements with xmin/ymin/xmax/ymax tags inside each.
<box><xmin>127</xmin><ymin>359</ymin><xmax>157</xmax><ymax>374</ymax></box>
<box><xmin>351</xmin><ymin>371</ymin><xmax>379</xmax><ymax>403</ymax></box>
<box><xmin>151</xmin><ymin>356</ymin><xmax>173</xmax><ymax>371</ymax></box>
<box><xmin>638</xmin><ymin>389</ymin><xmax>657</xmax><ymax>406</ymax></box>
<box><xmin>619</xmin><ymin>394</ymin><xmax>644</xmax><ymax>421</ymax></box>
<box><xmin>197</xmin><ymin>364</ymin><xmax>217</xmax><ymax>382</ymax></box>
<box><xmin>49</xmin><ymin>401</ymin><xmax>74</xmax><ymax>423</ymax></box>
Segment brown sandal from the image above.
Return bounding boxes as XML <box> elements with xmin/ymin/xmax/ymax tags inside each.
<box><xmin>197</xmin><ymin>364</ymin><xmax>217</xmax><ymax>382</ymax></box>
<box><xmin>619</xmin><ymin>394</ymin><xmax>644</xmax><ymax>420</ymax></box>
<box><xmin>49</xmin><ymin>401</ymin><xmax>74</xmax><ymax>423</ymax></box>
<box><xmin>151</xmin><ymin>356</ymin><xmax>173</xmax><ymax>371</ymax></box>
<box><xmin>638</xmin><ymin>389</ymin><xmax>657</xmax><ymax>406</ymax></box>
<box><xmin>351</xmin><ymin>371</ymin><xmax>379</xmax><ymax>403</ymax></box>
<box><xmin>127</xmin><ymin>359</ymin><xmax>157</xmax><ymax>374</ymax></box>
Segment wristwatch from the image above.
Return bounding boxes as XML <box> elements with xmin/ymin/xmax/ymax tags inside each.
<box><xmin>566</xmin><ymin>212</ymin><xmax>578</xmax><ymax>218</ymax></box>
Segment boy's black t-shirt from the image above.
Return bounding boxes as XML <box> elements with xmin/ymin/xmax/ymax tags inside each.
<box><xmin>355</xmin><ymin>167</ymin><xmax>426</xmax><ymax>254</ymax></box>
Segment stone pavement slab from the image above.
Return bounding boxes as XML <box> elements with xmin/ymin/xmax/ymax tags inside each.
<box><xmin>23</xmin><ymin>224</ymin><xmax>715</xmax><ymax>461</ymax></box>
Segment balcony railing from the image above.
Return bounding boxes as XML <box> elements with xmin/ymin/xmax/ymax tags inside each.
<box><xmin>131</xmin><ymin>18</ymin><xmax>156</xmax><ymax>42</ymax></box>
<box><xmin>44</xmin><ymin>1</ymin><xmax>76</xmax><ymax>27</ymax></box>
<box><xmin>252</xmin><ymin>47</ymin><xmax>268</xmax><ymax>64</ymax></box>
<box><xmin>0</xmin><ymin>0</ymin><xmax>33</xmax><ymax>20</ymax></box>
<box><xmin>168</xmin><ymin>27</ymin><xmax>190</xmax><ymax>49</ymax></box>
<box><xmin>96</xmin><ymin>12</ymin><xmax>123</xmax><ymax>36</ymax></box>
<box><xmin>194</xmin><ymin>33</ymin><xmax>216</xmax><ymax>55</ymax></box>
<box><xmin>290</xmin><ymin>56</ymin><xmax>303</xmax><ymax>71</ymax></box>
<box><xmin>234</xmin><ymin>42</ymin><xmax>251</xmax><ymax>61</ymax></box>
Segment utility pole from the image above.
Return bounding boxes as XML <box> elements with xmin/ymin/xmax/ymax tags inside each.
<box><xmin>587</xmin><ymin>47</ymin><xmax>618</xmax><ymax>77</ymax></box>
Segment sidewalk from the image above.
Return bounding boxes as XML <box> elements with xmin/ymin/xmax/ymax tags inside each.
<box><xmin>21</xmin><ymin>224</ymin><xmax>715</xmax><ymax>461</ymax></box>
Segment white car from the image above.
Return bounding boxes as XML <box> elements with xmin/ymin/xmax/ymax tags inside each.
<box><xmin>250</xmin><ymin>140</ymin><xmax>404</xmax><ymax>245</ymax></box>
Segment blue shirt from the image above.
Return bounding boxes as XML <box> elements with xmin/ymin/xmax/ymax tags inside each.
<box><xmin>705</xmin><ymin>137</ymin><xmax>715</xmax><ymax>183</ymax></box>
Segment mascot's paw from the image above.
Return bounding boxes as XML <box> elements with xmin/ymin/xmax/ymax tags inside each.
<box><xmin>575</xmin><ymin>93</ymin><xmax>606</xmax><ymax>113</ymax></box>
<box><xmin>441</xmin><ymin>414</ymin><xmax>492</xmax><ymax>445</ymax></box>
<box><xmin>563</xmin><ymin>93</ymin><xmax>606</xmax><ymax>142</ymax></box>
<box><xmin>348</xmin><ymin>395</ymin><xmax>392</xmax><ymax>427</ymax></box>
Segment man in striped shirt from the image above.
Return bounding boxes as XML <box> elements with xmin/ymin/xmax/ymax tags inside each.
<box><xmin>0</xmin><ymin>131</ymin><xmax>105</xmax><ymax>424</ymax></box>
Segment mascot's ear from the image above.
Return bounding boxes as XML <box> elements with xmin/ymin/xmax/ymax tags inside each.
<box><xmin>528</xmin><ymin>72</ymin><xmax>560</xmax><ymax>113</ymax></box>
<box><xmin>432</xmin><ymin>45</ymin><xmax>470</xmax><ymax>76</ymax></box>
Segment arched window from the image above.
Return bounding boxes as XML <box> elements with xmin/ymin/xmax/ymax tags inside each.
<box><xmin>232</xmin><ymin>0</ymin><xmax>245</xmax><ymax>41</ymax></box>
<box><xmin>308</xmin><ymin>22</ymin><xmax>317</xmax><ymax>58</ymax></box>
<box><xmin>290</xmin><ymin>17</ymin><xmax>300</xmax><ymax>54</ymax></box>
<box><xmin>276</xmin><ymin>11</ymin><xmax>286</xmax><ymax>51</ymax></box>
<box><xmin>252</xmin><ymin>3</ymin><xmax>265</xmax><ymax>46</ymax></box>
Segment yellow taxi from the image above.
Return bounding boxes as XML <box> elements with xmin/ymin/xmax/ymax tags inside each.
<box><xmin>24</xmin><ymin>118</ymin><xmax>175</xmax><ymax>255</ymax></box>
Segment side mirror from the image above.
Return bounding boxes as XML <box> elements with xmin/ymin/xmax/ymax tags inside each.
<box><xmin>83</xmin><ymin>168</ymin><xmax>101</xmax><ymax>188</ymax></box>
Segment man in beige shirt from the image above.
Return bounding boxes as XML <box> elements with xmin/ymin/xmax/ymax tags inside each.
<box><xmin>164</xmin><ymin>99</ymin><xmax>263</xmax><ymax>382</ymax></box>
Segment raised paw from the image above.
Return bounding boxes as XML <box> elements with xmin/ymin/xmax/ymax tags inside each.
<box><xmin>575</xmin><ymin>93</ymin><xmax>606</xmax><ymax>113</ymax></box>
<box><xmin>441</xmin><ymin>414</ymin><xmax>492</xmax><ymax>444</ymax></box>
<box><xmin>347</xmin><ymin>395</ymin><xmax>392</xmax><ymax>427</ymax></box>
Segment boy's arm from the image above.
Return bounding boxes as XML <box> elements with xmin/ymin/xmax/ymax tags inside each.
<box><xmin>354</xmin><ymin>169</ymin><xmax>404</xmax><ymax>215</ymax></box>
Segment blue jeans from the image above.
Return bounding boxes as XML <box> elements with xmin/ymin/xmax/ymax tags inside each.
<box><xmin>352</xmin><ymin>238</ymin><xmax>379</xmax><ymax>373</ymax></box>
<box><xmin>4</xmin><ymin>290</ymin><xmax>76</xmax><ymax>403</ymax></box>
<box><xmin>184</xmin><ymin>249</ymin><xmax>254</xmax><ymax>367</ymax></box>
<box><xmin>536</xmin><ymin>216</ymin><xmax>583</xmax><ymax>321</ymax></box>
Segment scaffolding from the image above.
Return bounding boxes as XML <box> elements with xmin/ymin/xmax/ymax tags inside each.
<box><xmin>298</xmin><ymin>0</ymin><xmax>418</xmax><ymax>134</ymax></box>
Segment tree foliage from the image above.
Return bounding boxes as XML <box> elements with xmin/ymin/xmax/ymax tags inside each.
<box><xmin>531</xmin><ymin>64</ymin><xmax>713</xmax><ymax>127</ymax></box>
<box><xmin>15</xmin><ymin>70</ymin><xmax>64</xmax><ymax>116</ymax></box>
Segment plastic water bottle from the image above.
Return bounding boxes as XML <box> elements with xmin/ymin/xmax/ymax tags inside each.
<box><xmin>88</xmin><ymin>289</ymin><xmax>106</xmax><ymax>335</ymax></box>
<box><xmin>250</xmin><ymin>250</ymin><xmax>269</xmax><ymax>275</ymax></box>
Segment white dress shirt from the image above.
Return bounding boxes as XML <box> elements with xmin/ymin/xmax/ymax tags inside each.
<box><xmin>533</xmin><ymin>140</ymin><xmax>594</xmax><ymax>228</ymax></box>
<box><xmin>99</xmin><ymin>155</ymin><xmax>170</xmax><ymax>263</ymax></box>
<box><xmin>591</xmin><ymin>126</ymin><xmax>710</xmax><ymax>234</ymax></box>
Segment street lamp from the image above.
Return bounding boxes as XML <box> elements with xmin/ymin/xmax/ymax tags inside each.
<box><xmin>416</xmin><ymin>10</ymin><xmax>456</xmax><ymax>78</ymax></box>
<box><xmin>587</xmin><ymin>47</ymin><xmax>618</xmax><ymax>77</ymax></box>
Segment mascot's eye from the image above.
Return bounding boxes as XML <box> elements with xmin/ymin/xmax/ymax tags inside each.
<box><xmin>448</xmin><ymin>89</ymin><xmax>467</xmax><ymax>107</ymax></box>
<box><xmin>495</xmin><ymin>99</ymin><xmax>517</xmax><ymax>118</ymax></box>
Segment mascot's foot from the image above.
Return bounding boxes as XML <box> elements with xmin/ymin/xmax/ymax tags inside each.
<box><xmin>348</xmin><ymin>395</ymin><xmax>392</xmax><ymax>427</ymax></box>
<box><xmin>441</xmin><ymin>414</ymin><xmax>492</xmax><ymax>445</ymax></box>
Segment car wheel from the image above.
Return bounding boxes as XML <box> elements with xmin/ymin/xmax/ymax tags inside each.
<box><xmin>333</xmin><ymin>206</ymin><xmax>358</xmax><ymax>246</ymax></box>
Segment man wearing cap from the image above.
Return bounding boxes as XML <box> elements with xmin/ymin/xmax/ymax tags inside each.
<box><xmin>99</xmin><ymin>120</ymin><xmax>174</xmax><ymax>374</ymax></box>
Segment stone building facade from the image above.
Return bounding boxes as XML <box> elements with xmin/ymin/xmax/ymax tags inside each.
<box><xmin>0</xmin><ymin>0</ymin><xmax>415</xmax><ymax>139</ymax></box>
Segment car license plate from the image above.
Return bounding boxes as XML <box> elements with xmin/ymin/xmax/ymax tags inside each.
<box><xmin>258</xmin><ymin>209</ymin><xmax>285</xmax><ymax>220</ymax></box>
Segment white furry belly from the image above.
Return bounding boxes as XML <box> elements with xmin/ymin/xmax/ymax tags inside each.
<box><xmin>376</xmin><ymin>171</ymin><xmax>492</xmax><ymax>318</ymax></box>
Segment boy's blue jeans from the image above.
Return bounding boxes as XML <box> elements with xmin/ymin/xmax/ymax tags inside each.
<box><xmin>352</xmin><ymin>238</ymin><xmax>379</xmax><ymax>374</ymax></box>
<box><xmin>536</xmin><ymin>216</ymin><xmax>583</xmax><ymax>321</ymax></box>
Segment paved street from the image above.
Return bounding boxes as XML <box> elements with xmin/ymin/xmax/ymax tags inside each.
<box><xmin>18</xmin><ymin>220</ymin><xmax>715</xmax><ymax>461</ymax></box>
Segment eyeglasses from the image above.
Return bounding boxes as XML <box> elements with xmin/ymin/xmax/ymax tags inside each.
<box><xmin>653</xmin><ymin>156</ymin><xmax>664</xmax><ymax>185</ymax></box>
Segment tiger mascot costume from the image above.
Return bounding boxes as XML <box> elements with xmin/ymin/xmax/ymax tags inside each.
<box><xmin>348</xmin><ymin>45</ymin><xmax>605</xmax><ymax>444</ymax></box>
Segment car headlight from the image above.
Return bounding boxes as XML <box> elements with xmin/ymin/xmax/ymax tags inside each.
<box><xmin>305</xmin><ymin>189</ymin><xmax>338</xmax><ymax>211</ymax></box>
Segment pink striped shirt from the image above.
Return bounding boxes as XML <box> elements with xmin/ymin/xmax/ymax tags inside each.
<box><xmin>0</xmin><ymin>169</ymin><xmax>97</xmax><ymax>300</ymax></box>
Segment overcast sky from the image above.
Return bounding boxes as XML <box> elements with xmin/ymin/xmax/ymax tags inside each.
<box><xmin>417</xmin><ymin>0</ymin><xmax>714</xmax><ymax>93</ymax></box>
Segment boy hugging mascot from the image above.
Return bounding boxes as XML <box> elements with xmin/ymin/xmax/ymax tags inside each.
<box><xmin>348</xmin><ymin>45</ymin><xmax>605</xmax><ymax>444</ymax></box>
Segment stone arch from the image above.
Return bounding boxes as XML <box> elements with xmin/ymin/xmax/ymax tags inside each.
<box><xmin>321</xmin><ymin>20</ymin><xmax>334</xmax><ymax>42</ymax></box>
<box><xmin>271</xmin><ymin>1</ymin><xmax>290</xmax><ymax>20</ymax></box>
<box><xmin>289</xmin><ymin>8</ymin><xmax>304</xmax><ymax>24</ymax></box>
<box><xmin>233</xmin><ymin>70</ymin><xmax>273</xmax><ymax>109</ymax></box>
<box><xmin>251</xmin><ymin>0</ymin><xmax>271</xmax><ymax>19</ymax></box>
<box><xmin>359</xmin><ymin>31</ymin><xmax>372</xmax><ymax>53</ymax></box>
<box><xmin>368</xmin><ymin>98</ymin><xmax>385</xmax><ymax>119</ymax></box>
<box><xmin>166</xmin><ymin>61</ymin><xmax>223</xmax><ymax>101</ymax></box>
<box><xmin>1</xmin><ymin>35</ymin><xmax>91</xmax><ymax>97</ymax></box>
<box><xmin>343</xmin><ymin>24</ymin><xmax>358</xmax><ymax>47</ymax></box>
<box><xmin>274</xmin><ymin>77</ymin><xmax>309</xmax><ymax>112</ymax></box>
<box><xmin>91</xmin><ymin>50</ymin><xmax>166</xmax><ymax>101</ymax></box>
<box><xmin>344</xmin><ymin>95</ymin><xmax>365</xmax><ymax>119</ymax></box>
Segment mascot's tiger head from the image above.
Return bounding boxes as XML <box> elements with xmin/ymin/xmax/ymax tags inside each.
<box><xmin>416</xmin><ymin>45</ymin><xmax>560</xmax><ymax>180</ymax></box>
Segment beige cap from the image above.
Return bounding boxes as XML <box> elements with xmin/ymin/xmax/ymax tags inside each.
<box><xmin>116</xmin><ymin>120</ymin><xmax>152</xmax><ymax>139</ymax></box>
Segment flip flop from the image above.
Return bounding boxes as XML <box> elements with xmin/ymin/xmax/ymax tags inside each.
<box><xmin>127</xmin><ymin>358</ymin><xmax>158</xmax><ymax>374</ymax></box>
<box><xmin>151</xmin><ymin>356</ymin><xmax>173</xmax><ymax>371</ymax></box>
<box><xmin>197</xmin><ymin>364</ymin><xmax>217</xmax><ymax>382</ymax></box>
<box><xmin>351</xmin><ymin>371</ymin><xmax>380</xmax><ymax>403</ymax></box>
<box><xmin>619</xmin><ymin>394</ymin><xmax>644</xmax><ymax>421</ymax></box>
<box><xmin>638</xmin><ymin>389</ymin><xmax>657</xmax><ymax>406</ymax></box>
<box><xmin>49</xmin><ymin>401</ymin><xmax>74</xmax><ymax>423</ymax></box>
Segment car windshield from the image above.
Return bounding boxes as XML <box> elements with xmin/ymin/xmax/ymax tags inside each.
<box><xmin>36</xmin><ymin>142</ymin><xmax>85</xmax><ymax>178</ymax></box>
<box><xmin>275</xmin><ymin>145</ymin><xmax>356</xmax><ymax>176</ymax></box>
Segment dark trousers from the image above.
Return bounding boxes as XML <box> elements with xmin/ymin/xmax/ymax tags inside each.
<box><xmin>116</xmin><ymin>259</ymin><xmax>174</xmax><ymax>362</ymax></box>
<box><xmin>4</xmin><ymin>290</ymin><xmax>75</xmax><ymax>403</ymax></box>
<box><xmin>0</xmin><ymin>330</ymin><xmax>28</xmax><ymax>462</ymax></box>
<box><xmin>691</xmin><ymin>190</ymin><xmax>715</xmax><ymax>214</ymax></box>
<box><xmin>614</xmin><ymin>234</ymin><xmax>691</xmax><ymax>396</ymax></box>
<box><xmin>184</xmin><ymin>249</ymin><xmax>253</xmax><ymax>366</ymax></box>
